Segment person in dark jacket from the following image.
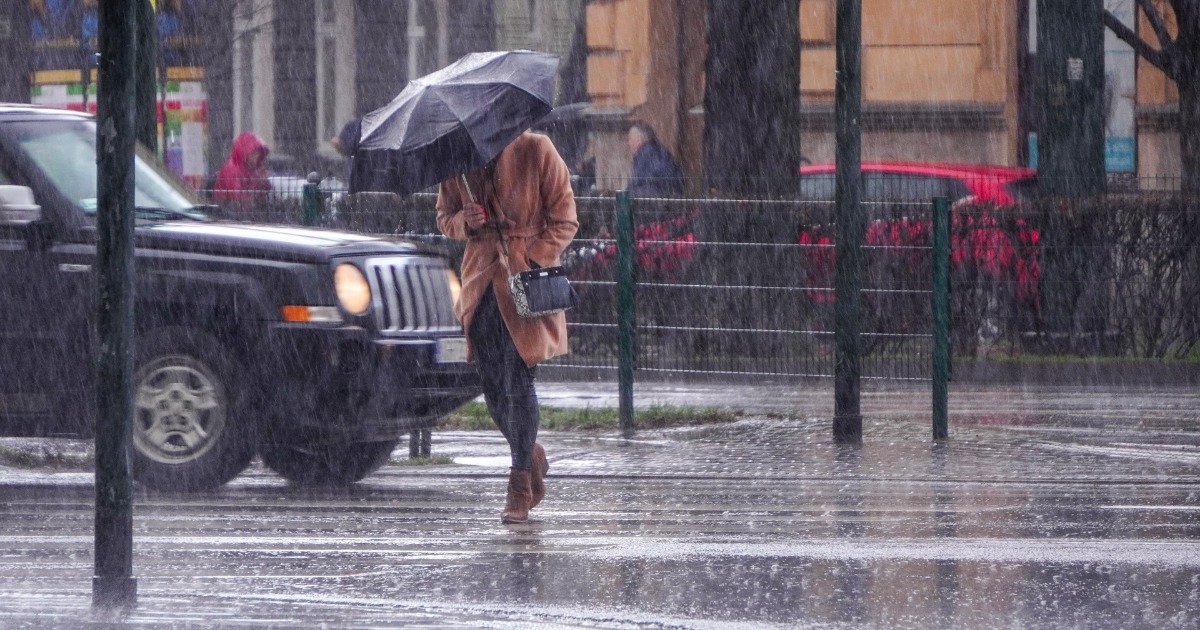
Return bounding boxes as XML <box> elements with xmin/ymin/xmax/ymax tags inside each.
<box><xmin>627</xmin><ymin>121</ymin><xmax>684</xmax><ymax>197</ymax></box>
<box><xmin>330</xmin><ymin>118</ymin><xmax>361</xmax><ymax>157</ymax></box>
<box><xmin>330</xmin><ymin>118</ymin><xmax>362</xmax><ymax>183</ymax></box>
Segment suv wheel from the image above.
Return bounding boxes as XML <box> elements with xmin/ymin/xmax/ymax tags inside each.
<box><xmin>261</xmin><ymin>440</ymin><xmax>400</xmax><ymax>486</ymax></box>
<box><xmin>132</xmin><ymin>328</ymin><xmax>255</xmax><ymax>491</ymax></box>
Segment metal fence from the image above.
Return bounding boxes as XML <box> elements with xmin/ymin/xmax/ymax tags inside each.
<box><xmin>559</xmin><ymin>196</ymin><xmax>938</xmax><ymax>380</ymax></box>
<box><xmin>201</xmin><ymin>185</ymin><xmax>939</xmax><ymax>381</ymax></box>
<box><xmin>196</xmin><ymin>178</ymin><xmax>1200</xmax><ymax>378</ymax></box>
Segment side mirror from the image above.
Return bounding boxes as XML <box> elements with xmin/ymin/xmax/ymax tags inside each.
<box><xmin>0</xmin><ymin>185</ymin><xmax>42</xmax><ymax>226</ymax></box>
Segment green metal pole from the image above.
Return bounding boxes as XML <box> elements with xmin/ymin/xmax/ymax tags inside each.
<box><xmin>833</xmin><ymin>0</ymin><xmax>863</xmax><ymax>444</ymax></box>
<box><xmin>94</xmin><ymin>0</ymin><xmax>139</xmax><ymax>610</ymax></box>
<box><xmin>616</xmin><ymin>191</ymin><xmax>636</xmax><ymax>438</ymax></box>
<box><xmin>302</xmin><ymin>172</ymin><xmax>321</xmax><ymax>226</ymax></box>
<box><xmin>932</xmin><ymin>197</ymin><xmax>950</xmax><ymax>440</ymax></box>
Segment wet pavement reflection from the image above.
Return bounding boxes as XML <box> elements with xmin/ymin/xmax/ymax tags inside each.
<box><xmin>0</xmin><ymin>384</ymin><xmax>1197</xmax><ymax>628</ymax></box>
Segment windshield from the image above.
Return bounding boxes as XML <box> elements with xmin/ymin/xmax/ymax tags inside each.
<box><xmin>10</xmin><ymin>118</ymin><xmax>205</xmax><ymax>219</ymax></box>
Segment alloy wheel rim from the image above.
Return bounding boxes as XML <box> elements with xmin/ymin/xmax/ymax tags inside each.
<box><xmin>133</xmin><ymin>356</ymin><xmax>227</xmax><ymax>465</ymax></box>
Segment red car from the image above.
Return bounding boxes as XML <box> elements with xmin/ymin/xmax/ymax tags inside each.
<box><xmin>796</xmin><ymin>162</ymin><xmax>1040</xmax><ymax>321</ymax></box>
<box><xmin>798</xmin><ymin>161</ymin><xmax>1037</xmax><ymax>206</ymax></box>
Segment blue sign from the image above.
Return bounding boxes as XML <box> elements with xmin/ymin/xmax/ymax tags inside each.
<box><xmin>1026</xmin><ymin>134</ymin><xmax>1136</xmax><ymax>173</ymax></box>
<box><xmin>1106</xmin><ymin>137</ymin><xmax>1136</xmax><ymax>172</ymax></box>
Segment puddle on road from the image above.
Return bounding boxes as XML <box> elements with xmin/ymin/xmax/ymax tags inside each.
<box><xmin>452</xmin><ymin>456</ymin><xmax>512</xmax><ymax>468</ymax></box>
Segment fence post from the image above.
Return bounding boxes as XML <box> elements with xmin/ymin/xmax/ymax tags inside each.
<box><xmin>94</xmin><ymin>0</ymin><xmax>139</xmax><ymax>610</ymax></box>
<box><xmin>302</xmin><ymin>172</ymin><xmax>322</xmax><ymax>226</ymax></box>
<box><xmin>616</xmin><ymin>191</ymin><xmax>636</xmax><ymax>438</ymax></box>
<box><xmin>932</xmin><ymin>196</ymin><xmax>950</xmax><ymax>440</ymax></box>
<box><xmin>833</xmin><ymin>0</ymin><xmax>864</xmax><ymax>444</ymax></box>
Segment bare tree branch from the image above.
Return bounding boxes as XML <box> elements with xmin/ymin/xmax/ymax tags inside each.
<box><xmin>1104</xmin><ymin>9</ymin><xmax>1173</xmax><ymax>75</ymax></box>
<box><xmin>1137</xmin><ymin>0</ymin><xmax>1175</xmax><ymax>49</ymax></box>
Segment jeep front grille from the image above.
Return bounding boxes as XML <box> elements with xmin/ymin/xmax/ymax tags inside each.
<box><xmin>364</xmin><ymin>257</ymin><xmax>461</xmax><ymax>334</ymax></box>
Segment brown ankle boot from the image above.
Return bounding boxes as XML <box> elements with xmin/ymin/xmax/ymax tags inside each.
<box><xmin>530</xmin><ymin>443</ymin><xmax>549</xmax><ymax>509</ymax></box>
<box><xmin>501</xmin><ymin>468</ymin><xmax>533</xmax><ymax>524</ymax></box>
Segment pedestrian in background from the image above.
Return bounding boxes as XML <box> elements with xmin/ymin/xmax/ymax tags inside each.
<box><xmin>330</xmin><ymin>118</ymin><xmax>361</xmax><ymax>157</ymax></box>
<box><xmin>627</xmin><ymin>121</ymin><xmax>684</xmax><ymax>197</ymax></box>
<box><xmin>436</xmin><ymin>131</ymin><xmax>579</xmax><ymax>524</ymax></box>
<box><xmin>212</xmin><ymin>131</ymin><xmax>271</xmax><ymax>216</ymax></box>
<box><xmin>330</xmin><ymin>117</ymin><xmax>362</xmax><ymax>184</ymax></box>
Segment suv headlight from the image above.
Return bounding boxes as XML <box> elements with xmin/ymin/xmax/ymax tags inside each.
<box><xmin>334</xmin><ymin>263</ymin><xmax>372</xmax><ymax>315</ymax></box>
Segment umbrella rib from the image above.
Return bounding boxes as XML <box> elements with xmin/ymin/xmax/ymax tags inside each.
<box><xmin>351</xmin><ymin>51</ymin><xmax>559</xmax><ymax>195</ymax></box>
<box><xmin>429</xmin><ymin>84</ymin><xmax>550</xmax><ymax>159</ymax></box>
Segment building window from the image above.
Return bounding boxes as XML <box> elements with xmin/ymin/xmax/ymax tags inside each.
<box><xmin>408</xmin><ymin>0</ymin><xmax>450</xmax><ymax>79</ymax></box>
<box><xmin>232</xmin><ymin>0</ymin><xmax>275</xmax><ymax>148</ymax></box>
<box><xmin>316</xmin><ymin>0</ymin><xmax>356</xmax><ymax>157</ymax></box>
<box><xmin>528</xmin><ymin>0</ymin><xmax>540</xmax><ymax>35</ymax></box>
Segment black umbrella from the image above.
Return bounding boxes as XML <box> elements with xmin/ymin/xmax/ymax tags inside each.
<box><xmin>350</xmin><ymin>50</ymin><xmax>560</xmax><ymax>195</ymax></box>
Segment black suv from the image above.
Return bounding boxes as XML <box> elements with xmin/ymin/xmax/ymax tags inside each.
<box><xmin>0</xmin><ymin>105</ymin><xmax>479</xmax><ymax>490</ymax></box>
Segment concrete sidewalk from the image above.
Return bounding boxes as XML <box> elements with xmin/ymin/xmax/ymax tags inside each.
<box><xmin>3</xmin><ymin>381</ymin><xmax>1198</xmax><ymax>475</ymax></box>
<box><xmin>1</xmin><ymin>382</ymin><xmax>1198</xmax><ymax>627</ymax></box>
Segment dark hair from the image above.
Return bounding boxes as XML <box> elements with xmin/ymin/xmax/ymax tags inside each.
<box><xmin>629</xmin><ymin>121</ymin><xmax>658</xmax><ymax>144</ymax></box>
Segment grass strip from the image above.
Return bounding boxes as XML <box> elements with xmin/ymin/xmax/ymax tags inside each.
<box><xmin>437</xmin><ymin>402</ymin><xmax>742</xmax><ymax>432</ymax></box>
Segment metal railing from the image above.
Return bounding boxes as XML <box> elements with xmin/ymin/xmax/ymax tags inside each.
<box><xmin>556</xmin><ymin>195</ymin><xmax>941</xmax><ymax>380</ymax></box>
<box><xmin>195</xmin><ymin>177</ymin><xmax>1200</xmax><ymax>374</ymax></box>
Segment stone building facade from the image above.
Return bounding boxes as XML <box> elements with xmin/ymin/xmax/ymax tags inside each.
<box><xmin>0</xmin><ymin>1</ymin><xmax>595</xmax><ymax>185</ymax></box>
<box><xmin>2</xmin><ymin>1</ymin><xmax>1181</xmax><ymax>190</ymax></box>
<box><xmin>583</xmin><ymin>0</ymin><xmax>1185</xmax><ymax>190</ymax></box>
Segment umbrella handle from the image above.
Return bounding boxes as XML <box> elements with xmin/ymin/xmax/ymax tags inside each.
<box><xmin>460</xmin><ymin>173</ymin><xmax>492</xmax><ymax>221</ymax></box>
<box><xmin>461</xmin><ymin>173</ymin><xmax>510</xmax><ymax>259</ymax></box>
<box><xmin>459</xmin><ymin>174</ymin><xmax>477</xmax><ymax>204</ymax></box>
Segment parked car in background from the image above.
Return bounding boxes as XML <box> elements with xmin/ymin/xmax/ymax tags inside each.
<box><xmin>797</xmin><ymin>161</ymin><xmax>1040</xmax><ymax>354</ymax></box>
<box><xmin>798</xmin><ymin>161</ymin><xmax>1038</xmax><ymax>206</ymax></box>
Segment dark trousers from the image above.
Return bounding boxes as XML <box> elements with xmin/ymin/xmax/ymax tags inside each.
<box><xmin>469</xmin><ymin>287</ymin><xmax>540</xmax><ymax>470</ymax></box>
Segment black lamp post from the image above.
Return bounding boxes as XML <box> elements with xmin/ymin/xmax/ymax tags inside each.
<box><xmin>93</xmin><ymin>0</ymin><xmax>140</xmax><ymax>610</ymax></box>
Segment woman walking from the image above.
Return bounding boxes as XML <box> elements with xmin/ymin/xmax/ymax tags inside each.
<box><xmin>436</xmin><ymin>131</ymin><xmax>578</xmax><ymax>523</ymax></box>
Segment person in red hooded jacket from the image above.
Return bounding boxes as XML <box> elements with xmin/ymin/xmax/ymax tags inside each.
<box><xmin>212</xmin><ymin>131</ymin><xmax>271</xmax><ymax>215</ymax></box>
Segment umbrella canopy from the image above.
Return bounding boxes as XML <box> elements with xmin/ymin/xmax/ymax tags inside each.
<box><xmin>350</xmin><ymin>50</ymin><xmax>560</xmax><ymax>195</ymax></box>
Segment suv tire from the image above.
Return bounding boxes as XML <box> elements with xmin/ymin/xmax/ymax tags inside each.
<box><xmin>131</xmin><ymin>328</ymin><xmax>256</xmax><ymax>491</ymax></box>
<box><xmin>261</xmin><ymin>440</ymin><xmax>400</xmax><ymax>486</ymax></box>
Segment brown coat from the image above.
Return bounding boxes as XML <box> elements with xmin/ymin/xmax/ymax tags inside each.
<box><xmin>436</xmin><ymin>132</ymin><xmax>579</xmax><ymax>367</ymax></box>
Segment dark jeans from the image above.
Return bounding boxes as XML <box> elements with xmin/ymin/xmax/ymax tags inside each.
<box><xmin>469</xmin><ymin>287</ymin><xmax>540</xmax><ymax>470</ymax></box>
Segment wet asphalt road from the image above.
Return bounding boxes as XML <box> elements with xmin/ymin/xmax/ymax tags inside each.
<box><xmin>0</xmin><ymin>383</ymin><xmax>1198</xmax><ymax>628</ymax></box>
